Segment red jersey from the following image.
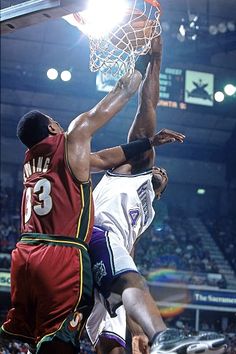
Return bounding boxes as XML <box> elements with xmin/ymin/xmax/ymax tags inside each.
<box><xmin>21</xmin><ymin>133</ymin><xmax>94</xmax><ymax>243</ymax></box>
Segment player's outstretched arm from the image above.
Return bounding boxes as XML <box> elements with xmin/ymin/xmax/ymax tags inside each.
<box><xmin>128</xmin><ymin>37</ymin><xmax>162</xmax><ymax>143</ymax></box>
<box><xmin>89</xmin><ymin>129</ymin><xmax>185</xmax><ymax>173</ymax></box>
<box><xmin>121</xmin><ymin>37</ymin><xmax>162</xmax><ymax>173</ymax></box>
<box><xmin>90</xmin><ymin>138</ymin><xmax>152</xmax><ymax>172</ymax></box>
<box><xmin>66</xmin><ymin>70</ymin><xmax>142</xmax><ymax>182</ymax></box>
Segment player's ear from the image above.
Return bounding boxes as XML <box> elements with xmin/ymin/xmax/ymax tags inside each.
<box><xmin>48</xmin><ymin>122</ymin><xmax>58</xmax><ymax>135</ymax></box>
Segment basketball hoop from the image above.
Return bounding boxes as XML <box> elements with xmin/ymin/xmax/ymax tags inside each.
<box><xmin>64</xmin><ymin>0</ymin><xmax>161</xmax><ymax>77</ymax></box>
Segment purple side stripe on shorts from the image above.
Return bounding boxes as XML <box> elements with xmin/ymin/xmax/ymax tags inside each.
<box><xmin>89</xmin><ymin>227</ymin><xmax>114</xmax><ymax>298</ymax></box>
<box><xmin>99</xmin><ymin>331</ymin><xmax>126</xmax><ymax>348</ymax></box>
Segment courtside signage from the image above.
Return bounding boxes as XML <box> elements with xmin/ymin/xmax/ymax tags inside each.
<box><xmin>0</xmin><ymin>271</ymin><xmax>11</xmax><ymax>287</ymax></box>
<box><xmin>192</xmin><ymin>290</ymin><xmax>236</xmax><ymax>308</ymax></box>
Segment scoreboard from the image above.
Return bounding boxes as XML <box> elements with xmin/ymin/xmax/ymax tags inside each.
<box><xmin>159</xmin><ymin>67</ymin><xmax>186</xmax><ymax>110</ymax></box>
<box><xmin>96</xmin><ymin>67</ymin><xmax>215</xmax><ymax>110</ymax></box>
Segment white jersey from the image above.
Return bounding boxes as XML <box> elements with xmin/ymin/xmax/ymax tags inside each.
<box><xmin>93</xmin><ymin>170</ymin><xmax>155</xmax><ymax>253</ymax></box>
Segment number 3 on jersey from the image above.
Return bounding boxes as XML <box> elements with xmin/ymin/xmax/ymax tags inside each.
<box><xmin>25</xmin><ymin>178</ymin><xmax>52</xmax><ymax>223</ymax></box>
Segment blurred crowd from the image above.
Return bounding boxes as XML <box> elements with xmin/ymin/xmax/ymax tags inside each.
<box><xmin>205</xmin><ymin>217</ymin><xmax>236</xmax><ymax>274</ymax></box>
<box><xmin>1</xmin><ymin>210</ymin><xmax>232</xmax><ymax>290</ymax></box>
<box><xmin>1</xmin><ymin>186</ymin><xmax>235</xmax><ymax>291</ymax></box>
<box><xmin>135</xmin><ymin>217</ymin><xmax>228</xmax><ymax>288</ymax></box>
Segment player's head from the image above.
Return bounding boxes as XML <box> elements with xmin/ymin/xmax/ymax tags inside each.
<box><xmin>152</xmin><ymin>166</ymin><xmax>168</xmax><ymax>199</ymax></box>
<box><xmin>17</xmin><ymin>110</ymin><xmax>64</xmax><ymax>148</ymax></box>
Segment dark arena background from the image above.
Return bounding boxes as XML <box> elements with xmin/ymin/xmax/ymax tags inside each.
<box><xmin>1</xmin><ymin>0</ymin><xmax>236</xmax><ymax>353</ymax></box>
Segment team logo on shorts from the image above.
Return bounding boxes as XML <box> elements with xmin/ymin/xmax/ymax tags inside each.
<box><xmin>93</xmin><ymin>261</ymin><xmax>107</xmax><ymax>286</ymax></box>
<box><xmin>68</xmin><ymin>311</ymin><xmax>83</xmax><ymax>331</ymax></box>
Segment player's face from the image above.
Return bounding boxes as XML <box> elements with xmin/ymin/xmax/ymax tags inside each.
<box><xmin>152</xmin><ymin>166</ymin><xmax>168</xmax><ymax>200</ymax></box>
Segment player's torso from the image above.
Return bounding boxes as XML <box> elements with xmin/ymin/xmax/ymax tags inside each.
<box><xmin>93</xmin><ymin>170</ymin><xmax>155</xmax><ymax>252</ymax></box>
<box><xmin>21</xmin><ymin>133</ymin><xmax>94</xmax><ymax>242</ymax></box>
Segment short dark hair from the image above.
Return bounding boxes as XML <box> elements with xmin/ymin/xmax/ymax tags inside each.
<box><xmin>16</xmin><ymin>110</ymin><xmax>50</xmax><ymax>148</ymax></box>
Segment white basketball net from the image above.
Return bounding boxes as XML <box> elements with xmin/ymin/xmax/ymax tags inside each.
<box><xmin>67</xmin><ymin>0</ymin><xmax>161</xmax><ymax>77</ymax></box>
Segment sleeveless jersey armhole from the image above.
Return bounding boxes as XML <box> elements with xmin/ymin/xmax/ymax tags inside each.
<box><xmin>64</xmin><ymin>133</ymin><xmax>91</xmax><ymax>186</ymax></box>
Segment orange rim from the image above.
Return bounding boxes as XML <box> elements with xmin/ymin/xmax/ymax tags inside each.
<box><xmin>144</xmin><ymin>0</ymin><xmax>161</xmax><ymax>10</ymax></box>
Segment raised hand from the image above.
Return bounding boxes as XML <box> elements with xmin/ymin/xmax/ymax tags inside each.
<box><xmin>150</xmin><ymin>128</ymin><xmax>185</xmax><ymax>146</ymax></box>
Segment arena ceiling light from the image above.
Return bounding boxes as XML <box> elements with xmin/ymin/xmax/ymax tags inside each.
<box><xmin>218</xmin><ymin>22</ymin><xmax>227</xmax><ymax>34</ymax></box>
<box><xmin>209</xmin><ymin>21</ymin><xmax>235</xmax><ymax>36</ymax></box>
<box><xmin>224</xmin><ymin>84</ymin><xmax>236</xmax><ymax>96</ymax></box>
<box><xmin>177</xmin><ymin>15</ymin><xmax>199</xmax><ymax>42</ymax></box>
<box><xmin>227</xmin><ymin>21</ymin><xmax>235</xmax><ymax>31</ymax></box>
<box><xmin>47</xmin><ymin>68</ymin><xmax>58</xmax><ymax>80</ymax></box>
<box><xmin>197</xmin><ymin>188</ymin><xmax>205</xmax><ymax>195</ymax></box>
<box><xmin>60</xmin><ymin>70</ymin><xmax>72</xmax><ymax>82</ymax></box>
<box><xmin>208</xmin><ymin>25</ymin><xmax>218</xmax><ymax>35</ymax></box>
<box><xmin>179</xmin><ymin>23</ymin><xmax>186</xmax><ymax>37</ymax></box>
<box><xmin>214</xmin><ymin>91</ymin><xmax>224</xmax><ymax>103</ymax></box>
<box><xmin>82</xmin><ymin>0</ymin><xmax>129</xmax><ymax>38</ymax></box>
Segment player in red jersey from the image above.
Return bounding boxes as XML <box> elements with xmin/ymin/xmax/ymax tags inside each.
<box><xmin>0</xmin><ymin>70</ymin><xmax>150</xmax><ymax>354</ymax></box>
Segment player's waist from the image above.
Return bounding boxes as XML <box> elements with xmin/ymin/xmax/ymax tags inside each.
<box><xmin>19</xmin><ymin>233</ymin><xmax>89</xmax><ymax>251</ymax></box>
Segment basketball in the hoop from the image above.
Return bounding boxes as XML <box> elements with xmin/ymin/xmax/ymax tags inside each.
<box><xmin>109</xmin><ymin>9</ymin><xmax>155</xmax><ymax>51</ymax></box>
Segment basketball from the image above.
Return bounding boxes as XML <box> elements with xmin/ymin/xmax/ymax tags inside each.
<box><xmin>109</xmin><ymin>9</ymin><xmax>156</xmax><ymax>51</ymax></box>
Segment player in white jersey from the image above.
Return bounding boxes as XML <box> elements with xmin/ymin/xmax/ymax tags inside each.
<box><xmin>93</xmin><ymin>169</ymin><xmax>157</xmax><ymax>253</ymax></box>
<box><xmin>86</xmin><ymin>37</ymin><xmax>227</xmax><ymax>354</ymax></box>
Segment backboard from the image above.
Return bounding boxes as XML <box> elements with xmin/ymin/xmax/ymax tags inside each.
<box><xmin>0</xmin><ymin>0</ymin><xmax>87</xmax><ymax>34</ymax></box>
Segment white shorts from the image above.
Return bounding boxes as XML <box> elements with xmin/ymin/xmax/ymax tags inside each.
<box><xmin>89</xmin><ymin>226</ymin><xmax>138</xmax><ymax>305</ymax></box>
<box><xmin>86</xmin><ymin>226</ymin><xmax>139</xmax><ymax>347</ymax></box>
<box><xmin>86</xmin><ymin>289</ymin><xmax>126</xmax><ymax>347</ymax></box>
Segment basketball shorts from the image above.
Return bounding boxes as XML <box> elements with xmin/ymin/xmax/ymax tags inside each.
<box><xmin>0</xmin><ymin>234</ymin><xmax>93</xmax><ymax>353</ymax></box>
<box><xmin>86</xmin><ymin>289</ymin><xmax>126</xmax><ymax>348</ymax></box>
<box><xmin>89</xmin><ymin>226</ymin><xmax>139</xmax><ymax>308</ymax></box>
<box><xmin>86</xmin><ymin>226</ymin><xmax>139</xmax><ymax>346</ymax></box>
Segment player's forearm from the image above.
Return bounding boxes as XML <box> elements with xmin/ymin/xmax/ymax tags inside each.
<box><xmin>128</xmin><ymin>57</ymin><xmax>161</xmax><ymax>140</ymax></box>
<box><xmin>90</xmin><ymin>138</ymin><xmax>153</xmax><ymax>172</ymax></box>
<box><xmin>85</xmin><ymin>70</ymin><xmax>142</xmax><ymax>135</ymax></box>
<box><xmin>139</xmin><ymin>54</ymin><xmax>161</xmax><ymax>110</ymax></box>
<box><xmin>90</xmin><ymin>146</ymin><xmax>125</xmax><ymax>172</ymax></box>
<box><xmin>67</xmin><ymin>71</ymin><xmax>141</xmax><ymax>139</ymax></box>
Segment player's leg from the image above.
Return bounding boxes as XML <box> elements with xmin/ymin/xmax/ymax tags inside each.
<box><xmin>89</xmin><ymin>227</ymin><xmax>166</xmax><ymax>342</ymax></box>
<box><xmin>32</xmin><ymin>242</ymin><xmax>93</xmax><ymax>353</ymax></box>
<box><xmin>111</xmin><ymin>272</ymin><xmax>166</xmax><ymax>341</ymax></box>
<box><xmin>89</xmin><ymin>228</ymin><xmax>227</xmax><ymax>353</ymax></box>
<box><xmin>127</xmin><ymin>37</ymin><xmax>162</xmax><ymax>144</ymax></box>
<box><xmin>113</xmin><ymin>277</ymin><xmax>226</xmax><ymax>353</ymax></box>
<box><xmin>0</xmin><ymin>245</ymin><xmax>36</xmax><ymax>345</ymax></box>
